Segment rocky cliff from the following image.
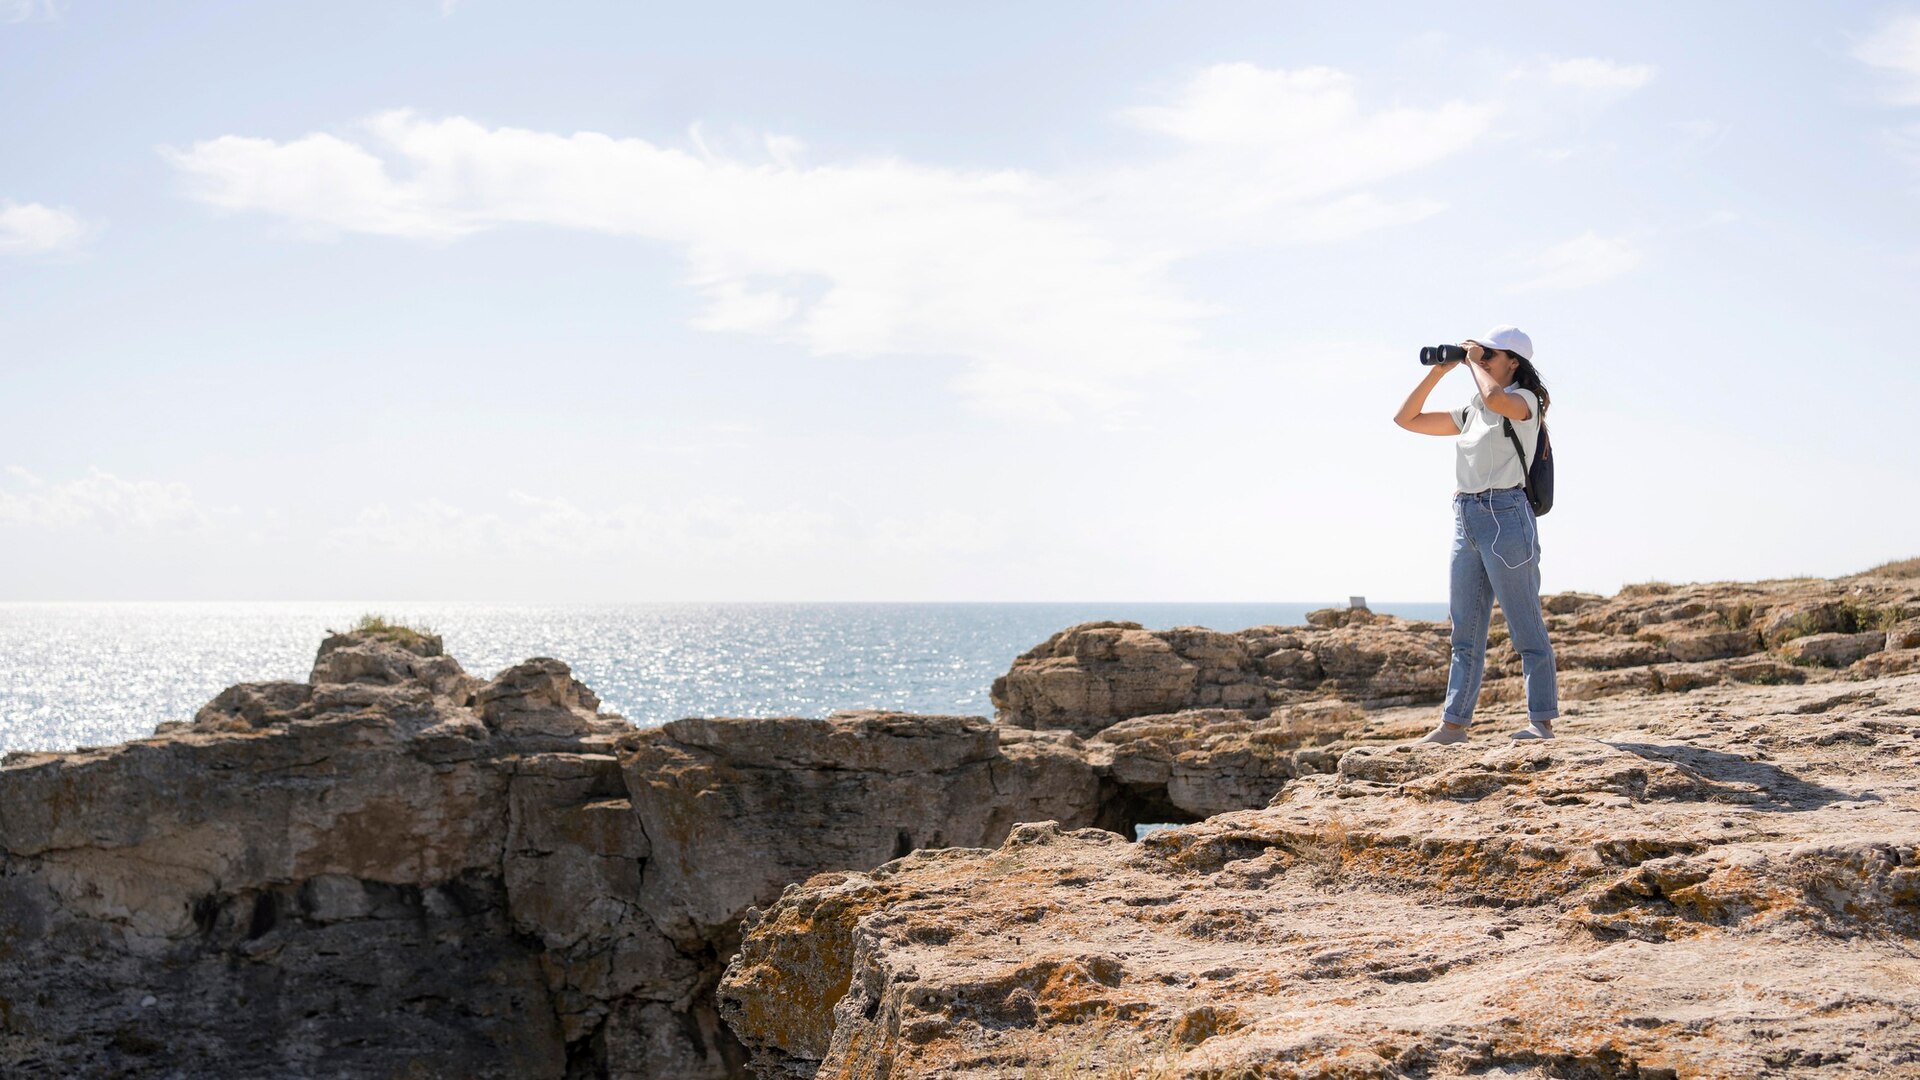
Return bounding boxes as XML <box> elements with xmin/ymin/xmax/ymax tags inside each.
<box><xmin>4</xmin><ymin>566</ymin><xmax>1918</xmax><ymax>1078</ymax></box>
<box><xmin>0</xmin><ymin>625</ymin><xmax>1118</xmax><ymax>1078</ymax></box>
<box><xmin>719</xmin><ymin>567</ymin><xmax>1920</xmax><ymax>1078</ymax></box>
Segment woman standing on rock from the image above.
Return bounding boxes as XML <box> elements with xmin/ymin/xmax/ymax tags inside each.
<box><xmin>1392</xmin><ymin>325</ymin><xmax>1559</xmax><ymax>743</ymax></box>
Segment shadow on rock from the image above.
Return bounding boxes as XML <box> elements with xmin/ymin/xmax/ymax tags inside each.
<box><xmin>1602</xmin><ymin>741</ymin><xmax>1875</xmax><ymax>812</ymax></box>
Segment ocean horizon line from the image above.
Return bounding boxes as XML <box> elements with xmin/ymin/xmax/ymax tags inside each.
<box><xmin>1</xmin><ymin>599</ymin><xmax>1451</xmax><ymax>754</ymax></box>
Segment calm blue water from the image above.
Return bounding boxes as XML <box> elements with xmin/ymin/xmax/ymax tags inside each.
<box><xmin>0</xmin><ymin>601</ymin><xmax>1446</xmax><ymax>755</ymax></box>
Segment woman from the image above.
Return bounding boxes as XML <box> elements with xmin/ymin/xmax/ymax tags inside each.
<box><xmin>1392</xmin><ymin>324</ymin><xmax>1559</xmax><ymax>744</ymax></box>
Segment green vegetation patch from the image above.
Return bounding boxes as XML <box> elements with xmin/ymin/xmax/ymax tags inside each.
<box><xmin>1769</xmin><ymin>598</ymin><xmax>1908</xmax><ymax>648</ymax></box>
<box><xmin>1713</xmin><ymin>602</ymin><xmax>1755</xmax><ymax>631</ymax></box>
<box><xmin>345</xmin><ymin>613</ymin><xmax>436</xmax><ymax>646</ymax></box>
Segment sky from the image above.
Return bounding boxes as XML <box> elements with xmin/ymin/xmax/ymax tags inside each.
<box><xmin>3</xmin><ymin>1</ymin><xmax>1918</xmax><ymax>602</ymax></box>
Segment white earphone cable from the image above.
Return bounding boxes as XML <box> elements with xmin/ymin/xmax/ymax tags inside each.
<box><xmin>1470</xmin><ymin>386</ymin><xmax>1536</xmax><ymax>571</ymax></box>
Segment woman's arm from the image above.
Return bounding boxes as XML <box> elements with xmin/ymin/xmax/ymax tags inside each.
<box><xmin>1464</xmin><ymin>342</ymin><xmax>1533</xmax><ymax>422</ymax></box>
<box><xmin>1393</xmin><ymin>359</ymin><xmax>1463</xmax><ymax>435</ymax></box>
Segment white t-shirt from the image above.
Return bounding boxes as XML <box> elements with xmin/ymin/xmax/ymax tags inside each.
<box><xmin>1455</xmin><ymin>382</ymin><xmax>1541</xmax><ymax>493</ymax></box>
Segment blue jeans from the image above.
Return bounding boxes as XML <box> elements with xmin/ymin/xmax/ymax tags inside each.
<box><xmin>1443</xmin><ymin>487</ymin><xmax>1559</xmax><ymax>726</ymax></box>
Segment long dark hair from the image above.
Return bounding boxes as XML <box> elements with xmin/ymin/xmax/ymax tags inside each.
<box><xmin>1499</xmin><ymin>351</ymin><xmax>1550</xmax><ymax>421</ymax></box>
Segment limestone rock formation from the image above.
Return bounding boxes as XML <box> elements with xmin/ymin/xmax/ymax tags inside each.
<box><xmin>6</xmin><ymin>566</ymin><xmax>1919</xmax><ymax>1077</ymax></box>
<box><xmin>721</xmin><ymin>671</ymin><xmax>1920</xmax><ymax>1077</ymax></box>
<box><xmin>0</xmin><ymin>632</ymin><xmax>1099</xmax><ymax>1079</ymax></box>
<box><xmin>714</xmin><ymin>565</ymin><xmax>1920</xmax><ymax>1078</ymax></box>
<box><xmin>622</xmin><ymin>711</ymin><xmax>1098</xmax><ymax>953</ymax></box>
<box><xmin>994</xmin><ymin>574</ymin><xmax>1917</xmax><ymax>732</ymax></box>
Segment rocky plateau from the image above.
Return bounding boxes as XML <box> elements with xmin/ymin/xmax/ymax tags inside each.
<box><xmin>3</xmin><ymin>565</ymin><xmax>1918</xmax><ymax>1077</ymax></box>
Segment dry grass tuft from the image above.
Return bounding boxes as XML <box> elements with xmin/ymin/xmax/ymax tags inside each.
<box><xmin>1857</xmin><ymin>557</ymin><xmax>1920</xmax><ymax>580</ymax></box>
<box><xmin>1280</xmin><ymin>816</ymin><xmax>1350</xmax><ymax>888</ymax></box>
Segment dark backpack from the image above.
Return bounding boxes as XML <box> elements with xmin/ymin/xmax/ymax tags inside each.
<box><xmin>1502</xmin><ymin>416</ymin><xmax>1554</xmax><ymax>516</ymax></box>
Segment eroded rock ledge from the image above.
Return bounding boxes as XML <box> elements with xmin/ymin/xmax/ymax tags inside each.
<box><xmin>721</xmin><ymin>570</ymin><xmax>1920</xmax><ymax>1078</ymax></box>
<box><xmin>993</xmin><ymin>574</ymin><xmax>1920</xmax><ymax>735</ymax></box>
<box><xmin>3</xmin><ymin>568</ymin><xmax>1918</xmax><ymax>1078</ymax></box>
<box><xmin>0</xmin><ymin>626</ymin><xmax>1117</xmax><ymax>1078</ymax></box>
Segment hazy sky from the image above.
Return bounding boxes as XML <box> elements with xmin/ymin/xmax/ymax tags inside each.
<box><xmin>4</xmin><ymin>1</ymin><xmax>1918</xmax><ymax>601</ymax></box>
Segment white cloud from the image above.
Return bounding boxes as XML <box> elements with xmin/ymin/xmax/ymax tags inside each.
<box><xmin>1855</xmin><ymin>14</ymin><xmax>1920</xmax><ymax>106</ymax></box>
<box><xmin>1113</xmin><ymin>63</ymin><xmax>1495</xmax><ymax>207</ymax></box>
<box><xmin>164</xmin><ymin>129</ymin><xmax>472</xmax><ymax>241</ymax></box>
<box><xmin>0</xmin><ymin>200</ymin><xmax>96</xmax><ymax>255</ymax></box>
<box><xmin>1506</xmin><ymin>230</ymin><xmax>1644</xmax><ymax>292</ymax></box>
<box><xmin>0</xmin><ymin>468</ymin><xmax>228</xmax><ymax>532</ymax></box>
<box><xmin>1542</xmin><ymin>57</ymin><xmax>1657</xmax><ymax>94</ymax></box>
<box><xmin>1854</xmin><ymin>16</ymin><xmax>1920</xmax><ymax>190</ymax></box>
<box><xmin>685</xmin><ymin>279</ymin><xmax>802</xmax><ymax>335</ymax></box>
<box><xmin>163</xmin><ymin>66</ymin><xmax>1507</xmax><ymax>418</ymax></box>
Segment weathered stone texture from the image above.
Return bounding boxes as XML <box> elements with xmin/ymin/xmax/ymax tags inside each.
<box><xmin>0</xmin><ymin>634</ymin><xmax>1098</xmax><ymax>1079</ymax></box>
<box><xmin>722</xmin><ymin>674</ymin><xmax>1920</xmax><ymax>1079</ymax></box>
<box><xmin>622</xmin><ymin>711</ymin><xmax>1099</xmax><ymax>952</ymax></box>
<box><xmin>994</xmin><ymin>575</ymin><xmax>1916</xmax><ymax>736</ymax></box>
<box><xmin>7</xmin><ymin>567</ymin><xmax>1920</xmax><ymax>1078</ymax></box>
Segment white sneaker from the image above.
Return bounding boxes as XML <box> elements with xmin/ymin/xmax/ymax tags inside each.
<box><xmin>1509</xmin><ymin>721</ymin><xmax>1555</xmax><ymax>740</ymax></box>
<box><xmin>1418</xmin><ymin>722</ymin><xmax>1470</xmax><ymax>745</ymax></box>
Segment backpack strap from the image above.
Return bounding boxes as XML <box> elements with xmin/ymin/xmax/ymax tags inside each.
<box><xmin>1501</xmin><ymin>417</ymin><xmax>1533</xmax><ymax>501</ymax></box>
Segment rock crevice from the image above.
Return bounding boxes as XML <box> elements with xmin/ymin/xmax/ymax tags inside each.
<box><xmin>5</xmin><ymin>570</ymin><xmax>1919</xmax><ymax>1077</ymax></box>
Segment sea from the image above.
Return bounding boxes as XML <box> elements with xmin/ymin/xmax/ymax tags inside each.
<box><xmin>0</xmin><ymin>601</ymin><xmax>1448</xmax><ymax>755</ymax></box>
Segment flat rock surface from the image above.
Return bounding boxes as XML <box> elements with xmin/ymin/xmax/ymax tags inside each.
<box><xmin>721</xmin><ymin>668</ymin><xmax>1920</xmax><ymax>1078</ymax></box>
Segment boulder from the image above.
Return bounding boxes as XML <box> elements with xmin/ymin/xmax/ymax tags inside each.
<box><xmin>1542</xmin><ymin>591</ymin><xmax>1606</xmax><ymax>614</ymax></box>
<box><xmin>991</xmin><ymin>622</ymin><xmax>1202</xmax><ymax>735</ymax></box>
<box><xmin>310</xmin><ymin>627</ymin><xmax>471</xmax><ymax>696</ymax></box>
<box><xmin>191</xmin><ymin>680</ymin><xmax>312</xmax><ymax>729</ymax></box>
<box><xmin>1087</xmin><ymin>704</ymin><xmax>1361</xmax><ymax>820</ymax></box>
<box><xmin>1780</xmin><ymin>631</ymin><xmax>1886</xmax><ymax>668</ymax></box>
<box><xmin>1258</xmin><ymin>646</ymin><xmax>1320</xmax><ymax>685</ymax></box>
<box><xmin>1850</xmin><ymin>648</ymin><xmax>1920</xmax><ymax>679</ymax></box>
<box><xmin>1661</xmin><ymin>627</ymin><xmax>1762</xmax><ymax>662</ymax></box>
<box><xmin>1560</xmin><ymin>667</ymin><xmax>1661</xmax><ymax>700</ymax></box>
<box><xmin>1886</xmin><ymin>617</ymin><xmax>1920</xmax><ymax>651</ymax></box>
<box><xmin>1556</xmin><ymin>638</ymin><xmax>1667</xmax><ymax>670</ymax></box>
<box><xmin>476</xmin><ymin>657</ymin><xmax>612</xmax><ymax>740</ymax></box>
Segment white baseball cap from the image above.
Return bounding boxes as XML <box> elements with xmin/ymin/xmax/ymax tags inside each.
<box><xmin>1468</xmin><ymin>324</ymin><xmax>1533</xmax><ymax>361</ymax></box>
